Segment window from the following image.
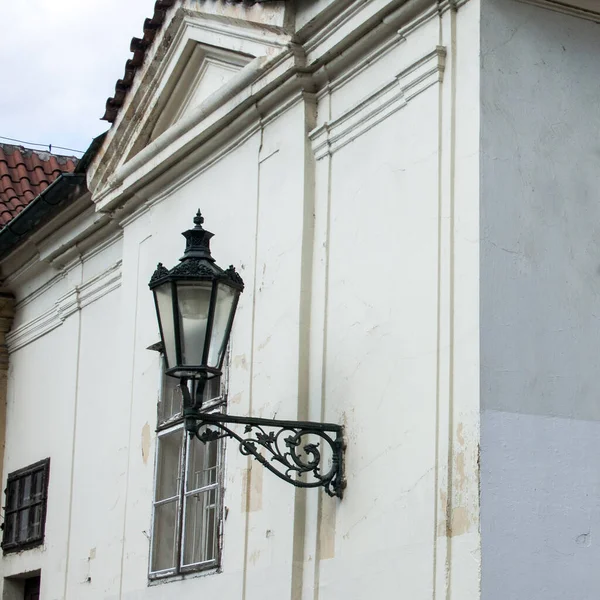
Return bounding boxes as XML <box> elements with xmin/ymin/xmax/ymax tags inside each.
<box><xmin>150</xmin><ymin>370</ymin><xmax>224</xmax><ymax>578</ymax></box>
<box><xmin>2</xmin><ymin>459</ymin><xmax>50</xmax><ymax>553</ymax></box>
<box><xmin>3</xmin><ymin>574</ymin><xmax>41</xmax><ymax>600</ymax></box>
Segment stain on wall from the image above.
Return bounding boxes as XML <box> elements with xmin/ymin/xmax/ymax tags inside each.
<box><xmin>141</xmin><ymin>422</ymin><xmax>151</xmax><ymax>464</ymax></box>
<box><xmin>319</xmin><ymin>494</ymin><xmax>337</xmax><ymax>560</ymax></box>
<box><xmin>241</xmin><ymin>463</ymin><xmax>263</xmax><ymax>513</ymax></box>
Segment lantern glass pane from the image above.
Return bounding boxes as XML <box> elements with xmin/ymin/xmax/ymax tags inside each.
<box><xmin>155</xmin><ymin>283</ymin><xmax>177</xmax><ymax>369</ymax></box>
<box><xmin>177</xmin><ymin>282</ymin><xmax>213</xmax><ymax>366</ymax></box>
<box><xmin>207</xmin><ymin>283</ymin><xmax>237</xmax><ymax>368</ymax></box>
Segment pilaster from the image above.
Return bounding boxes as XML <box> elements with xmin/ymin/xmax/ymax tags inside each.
<box><xmin>0</xmin><ymin>293</ymin><xmax>15</xmax><ymax>490</ymax></box>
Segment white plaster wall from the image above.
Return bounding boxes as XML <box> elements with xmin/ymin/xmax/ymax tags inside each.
<box><xmin>3</xmin><ymin>320</ymin><xmax>79</xmax><ymax>597</ymax></box>
<box><xmin>311</xmin><ymin>4</ymin><xmax>482</xmax><ymax>598</ymax></box>
<box><xmin>64</xmin><ymin>288</ymin><xmax>128</xmax><ymax>600</ymax></box>
<box><xmin>320</xmin><ymin>76</ymin><xmax>441</xmax><ymax>599</ymax></box>
<box><xmin>0</xmin><ymin>240</ymin><xmax>125</xmax><ymax>599</ymax></box>
<box><xmin>480</xmin><ymin>1</ymin><xmax>600</xmax><ymax>598</ymax></box>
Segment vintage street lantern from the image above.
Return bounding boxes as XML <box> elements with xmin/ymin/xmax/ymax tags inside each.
<box><xmin>149</xmin><ymin>211</ymin><xmax>345</xmax><ymax>498</ymax></box>
<box><xmin>149</xmin><ymin>210</ymin><xmax>244</xmax><ymax>382</ymax></box>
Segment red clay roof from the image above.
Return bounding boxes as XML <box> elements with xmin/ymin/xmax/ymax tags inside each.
<box><xmin>0</xmin><ymin>144</ymin><xmax>78</xmax><ymax>227</ymax></box>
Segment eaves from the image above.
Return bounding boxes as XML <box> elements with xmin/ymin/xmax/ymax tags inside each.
<box><xmin>0</xmin><ymin>173</ymin><xmax>87</xmax><ymax>260</ymax></box>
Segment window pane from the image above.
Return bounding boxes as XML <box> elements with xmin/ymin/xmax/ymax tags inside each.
<box><xmin>186</xmin><ymin>438</ymin><xmax>218</xmax><ymax>491</ymax></box>
<box><xmin>4</xmin><ymin>513</ymin><xmax>16</xmax><ymax>545</ymax></box>
<box><xmin>151</xmin><ymin>500</ymin><xmax>179</xmax><ymax>572</ymax></box>
<box><xmin>18</xmin><ymin>508</ymin><xmax>30</xmax><ymax>542</ymax></box>
<box><xmin>31</xmin><ymin>471</ymin><xmax>44</xmax><ymax>501</ymax></box>
<box><xmin>160</xmin><ymin>374</ymin><xmax>183</xmax><ymax>423</ymax></box>
<box><xmin>20</xmin><ymin>475</ymin><xmax>32</xmax><ymax>504</ymax></box>
<box><xmin>182</xmin><ymin>488</ymin><xmax>218</xmax><ymax>566</ymax></box>
<box><xmin>177</xmin><ymin>282</ymin><xmax>212</xmax><ymax>366</ymax></box>
<box><xmin>201</xmin><ymin>376</ymin><xmax>221</xmax><ymax>404</ymax></box>
<box><xmin>6</xmin><ymin>480</ymin><xmax>17</xmax><ymax>510</ymax></box>
<box><xmin>155</xmin><ymin>429</ymin><xmax>183</xmax><ymax>501</ymax></box>
<box><xmin>30</xmin><ymin>505</ymin><xmax>43</xmax><ymax>540</ymax></box>
<box><xmin>155</xmin><ymin>284</ymin><xmax>177</xmax><ymax>369</ymax></box>
<box><xmin>207</xmin><ymin>283</ymin><xmax>236</xmax><ymax>368</ymax></box>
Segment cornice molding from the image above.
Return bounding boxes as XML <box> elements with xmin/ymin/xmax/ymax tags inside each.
<box><xmin>91</xmin><ymin>0</ymin><xmax>450</xmax><ymax>217</ymax></box>
<box><xmin>310</xmin><ymin>46</ymin><xmax>446</xmax><ymax>160</ymax></box>
<box><xmin>316</xmin><ymin>35</ymin><xmax>405</xmax><ymax>101</ymax></box>
<box><xmin>517</xmin><ymin>0</ymin><xmax>600</xmax><ymax>21</ymax></box>
<box><xmin>13</xmin><ymin>270</ymin><xmax>68</xmax><ymax>313</ymax></box>
<box><xmin>185</xmin><ymin>11</ymin><xmax>290</xmax><ymax>51</ymax></box>
<box><xmin>10</xmin><ymin>230</ymin><xmax>122</xmax><ymax>314</ymax></box>
<box><xmin>304</xmin><ymin>0</ymin><xmax>372</xmax><ymax>55</ymax></box>
<box><xmin>7</xmin><ymin>261</ymin><xmax>122</xmax><ymax>354</ymax></box>
<box><xmin>78</xmin><ymin>260</ymin><xmax>122</xmax><ymax>311</ymax></box>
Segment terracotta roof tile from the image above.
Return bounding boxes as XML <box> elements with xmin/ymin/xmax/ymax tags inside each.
<box><xmin>101</xmin><ymin>0</ymin><xmax>177</xmax><ymax>123</ymax></box>
<box><xmin>0</xmin><ymin>144</ymin><xmax>78</xmax><ymax>228</ymax></box>
<box><xmin>101</xmin><ymin>0</ymin><xmax>271</xmax><ymax>124</ymax></box>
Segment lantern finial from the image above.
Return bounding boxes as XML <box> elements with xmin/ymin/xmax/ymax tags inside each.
<box><xmin>181</xmin><ymin>209</ymin><xmax>214</xmax><ymax>261</ymax></box>
<box><xmin>193</xmin><ymin>210</ymin><xmax>204</xmax><ymax>227</ymax></box>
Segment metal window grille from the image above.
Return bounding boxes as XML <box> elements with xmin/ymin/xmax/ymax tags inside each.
<box><xmin>149</xmin><ymin>370</ymin><xmax>223</xmax><ymax>578</ymax></box>
<box><xmin>2</xmin><ymin>459</ymin><xmax>50</xmax><ymax>553</ymax></box>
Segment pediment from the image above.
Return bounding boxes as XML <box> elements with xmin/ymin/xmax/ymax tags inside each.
<box><xmin>149</xmin><ymin>42</ymin><xmax>252</xmax><ymax>143</ymax></box>
<box><xmin>124</xmin><ymin>37</ymin><xmax>254</xmax><ymax>161</ymax></box>
<box><xmin>88</xmin><ymin>3</ymin><xmax>292</xmax><ymax>201</ymax></box>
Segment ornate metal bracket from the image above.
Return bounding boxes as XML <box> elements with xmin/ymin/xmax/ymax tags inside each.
<box><xmin>183</xmin><ymin>409</ymin><xmax>346</xmax><ymax>499</ymax></box>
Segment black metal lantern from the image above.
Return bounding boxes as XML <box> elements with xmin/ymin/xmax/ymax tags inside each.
<box><xmin>149</xmin><ymin>210</ymin><xmax>244</xmax><ymax>381</ymax></box>
<box><xmin>150</xmin><ymin>210</ymin><xmax>345</xmax><ymax>498</ymax></box>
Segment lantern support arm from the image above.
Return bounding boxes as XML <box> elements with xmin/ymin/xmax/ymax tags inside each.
<box><xmin>180</xmin><ymin>386</ymin><xmax>345</xmax><ymax>498</ymax></box>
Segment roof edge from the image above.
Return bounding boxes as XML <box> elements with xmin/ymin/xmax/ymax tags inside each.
<box><xmin>0</xmin><ymin>173</ymin><xmax>87</xmax><ymax>260</ymax></box>
<box><xmin>101</xmin><ymin>0</ymin><xmax>177</xmax><ymax>123</ymax></box>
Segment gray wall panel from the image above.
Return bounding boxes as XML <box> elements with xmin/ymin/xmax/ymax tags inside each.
<box><xmin>481</xmin><ymin>0</ymin><xmax>600</xmax><ymax>597</ymax></box>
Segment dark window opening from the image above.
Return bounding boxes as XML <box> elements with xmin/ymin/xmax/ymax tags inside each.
<box><xmin>2</xmin><ymin>459</ymin><xmax>50</xmax><ymax>553</ymax></box>
<box><xmin>3</xmin><ymin>573</ymin><xmax>41</xmax><ymax>600</ymax></box>
<box><xmin>24</xmin><ymin>576</ymin><xmax>41</xmax><ymax>600</ymax></box>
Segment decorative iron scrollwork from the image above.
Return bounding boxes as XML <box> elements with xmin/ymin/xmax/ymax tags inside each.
<box><xmin>224</xmin><ymin>265</ymin><xmax>244</xmax><ymax>288</ymax></box>
<box><xmin>170</xmin><ymin>259</ymin><xmax>217</xmax><ymax>278</ymax></box>
<box><xmin>149</xmin><ymin>262</ymin><xmax>169</xmax><ymax>286</ymax></box>
<box><xmin>186</xmin><ymin>411</ymin><xmax>345</xmax><ymax>498</ymax></box>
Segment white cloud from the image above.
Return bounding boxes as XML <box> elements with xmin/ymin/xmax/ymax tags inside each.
<box><xmin>0</xmin><ymin>0</ymin><xmax>153</xmax><ymax>155</ymax></box>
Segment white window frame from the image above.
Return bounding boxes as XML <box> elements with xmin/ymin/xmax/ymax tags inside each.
<box><xmin>149</xmin><ymin>368</ymin><xmax>225</xmax><ymax>580</ymax></box>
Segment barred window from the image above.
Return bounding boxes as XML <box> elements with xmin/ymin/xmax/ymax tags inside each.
<box><xmin>2</xmin><ymin>459</ymin><xmax>50</xmax><ymax>553</ymax></box>
<box><xmin>149</xmin><ymin>370</ymin><xmax>223</xmax><ymax>578</ymax></box>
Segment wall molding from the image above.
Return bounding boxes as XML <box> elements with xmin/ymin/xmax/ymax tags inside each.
<box><xmin>316</xmin><ymin>34</ymin><xmax>405</xmax><ymax>101</ymax></box>
<box><xmin>186</xmin><ymin>13</ymin><xmax>289</xmax><ymax>52</ymax></box>
<box><xmin>7</xmin><ymin>261</ymin><xmax>122</xmax><ymax>353</ymax></box>
<box><xmin>304</xmin><ymin>0</ymin><xmax>372</xmax><ymax>56</ymax></box>
<box><xmin>13</xmin><ymin>270</ymin><xmax>69</xmax><ymax>313</ymax></box>
<box><xmin>11</xmin><ymin>231</ymin><xmax>123</xmax><ymax>314</ymax></box>
<box><xmin>517</xmin><ymin>0</ymin><xmax>600</xmax><ymax>22</ymax></box>
<box><xmin>397</xmin><ymin>3</ymin><xmax>439</xmax><ymax>37</ymax></box>
<box><xmin>310</xmin><ymin>46</ymin><xmax>446</xmax><ymax>160</ymax></box>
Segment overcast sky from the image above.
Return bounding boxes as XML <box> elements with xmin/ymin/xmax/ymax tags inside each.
<box><xmin>0</xmin><ymin>0</ymin><xmax>154</xmax><ymax>157</ymax></box>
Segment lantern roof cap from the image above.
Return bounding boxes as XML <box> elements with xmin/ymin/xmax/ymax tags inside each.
<box><xmin>148</xmin><ymin>210</ymin><xmax>244</xmax><ymax>290</ymax></box>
